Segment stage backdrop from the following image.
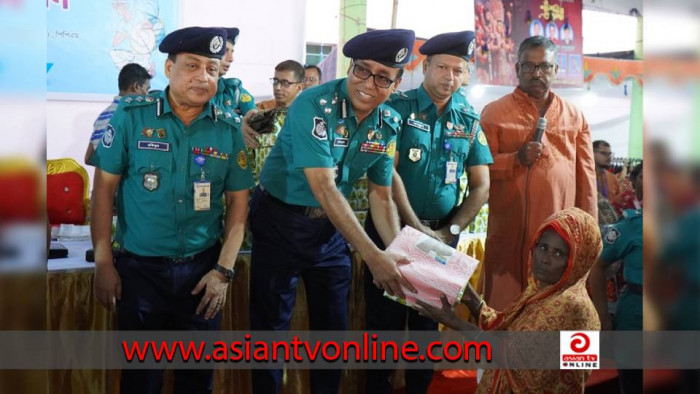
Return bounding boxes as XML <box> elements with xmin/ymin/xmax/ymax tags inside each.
<box><xmin>474</xmin><ymin>0</ymin><xmax>583</xmax><ymax>87</ymax></box>
<box><xmin>47</xmin><ymin>0</ymin><xmax>178</xmax><ymax>97</ymax></box>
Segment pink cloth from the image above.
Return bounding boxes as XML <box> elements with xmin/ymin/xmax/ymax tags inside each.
<box><xmin>385</xmin><ymin>226</ymin><xmax>479</xmax><ymax>309</ymax></box>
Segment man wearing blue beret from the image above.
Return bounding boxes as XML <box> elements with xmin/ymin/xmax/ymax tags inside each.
<box><xmin>364</xmin><ymin>31</ymin><xmax>492</xmax><ymax>393</ymax></box>
<box><xmin>91</xmin><ymin>26</ymin><xmax>253</xmax><ymax>394</ymax></box>
<box><xmin>248</xmin><ymin>28</ymin><xmax>416</xmax><ymax>393</ymax></box>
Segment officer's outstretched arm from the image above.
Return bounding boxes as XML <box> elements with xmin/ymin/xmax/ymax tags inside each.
<box><xmin>304</xmin><ymin>167</ymin><xmax>415</xmax><ymax>298</ymax></box>
<box><xmin>368</xmin><ymin>180</ymin><xmax>400</xmax><ymax>246</ymax></box>
<box><xmin>391</xmin><ymin>169</ymin><xmax>434</xmax><ymax>236</ymax></box>
<box><xmin>90</xmin><ymin>168</ymin><xmax>122</xmax><ymax>309</ymax></box>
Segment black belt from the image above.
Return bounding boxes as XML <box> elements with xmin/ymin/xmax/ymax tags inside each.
<box><xmin>260</xmin><ymin>186</ymin><xmax>327</xmax><ymax>219</ymax></box>
<box><xmin>420</xmin><ymin>219</ymin><xmax>448</xmax><ymax>230</ymax></box>
<box><xmin>418</xmin><ymin>205</ymin><xmax>461</xmax><ymax>230</ymax></box>
<box><xmin>626</xmin><ymin>282</ymin><xmax>643</xmax><ymax>295</ymax></box>
<box><xmin>121</xmin><ymin>242</ymin><xmax>220</xmax><ymax>265</ymax></box>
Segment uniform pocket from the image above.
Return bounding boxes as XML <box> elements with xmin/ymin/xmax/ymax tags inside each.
<box><xmin>134</xmin><ymin>152</ymin><xmax>172</xmax><ymax>192</ymax></box>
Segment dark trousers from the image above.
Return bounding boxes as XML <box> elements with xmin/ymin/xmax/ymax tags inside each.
<box><xmin>363</xmin><ymin>214</ymin><xmax>438</xmax><ymax>394</ymax></box>
<box><xmin>249</xmin><ymin>187</ymin><xmax>351</xmax><ymax>394</ymax></box>
<box><xmin>115</xmin><ymin>243</ymin><xmax>222</xmax><ymax>394</ymax></box>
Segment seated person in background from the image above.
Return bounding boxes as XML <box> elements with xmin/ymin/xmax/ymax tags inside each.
<box><xmin>242</xmin><ymin>60</ymin><xmax>304</xmax><ymax>150</ymax></box>
<box><xmin>417</xmin><ymin>207</ymin><xmax>602</xmax><ymax>394</ymax></box>
<box><xmin>85</xmin><ymin>63</ymin><xmax>151</xmax><ymax>165</ymax></box>
<box><xmin>612</xmin><ymin>162</ymin><xmax>643</xmax><ymax>216</ymax></box>
<box><xmin>255</xmin><ymin>60</ymin><xmax>305</xmax><ymax>111</ymax></box>
<box><xmin>249</xmin><ymin>60</ymin><xmax>305</xmax><ymax>181</ymax></box>
<box><xmin>303</xmin><ymin>64</ymin><xmax>322</xmax><ymax>89</ymax></box>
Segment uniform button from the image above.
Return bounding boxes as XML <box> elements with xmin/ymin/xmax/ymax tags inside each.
<box><xmin>178</xmin><ymin>199</ymin><xmax>183</xmax><ymax>204</ymax></box>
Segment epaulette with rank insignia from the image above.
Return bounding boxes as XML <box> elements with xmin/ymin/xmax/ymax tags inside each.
<box><xmin>215</xmin><ymin>104</ymin><xmax>243</xmax><ymax>127</ymax></box>
<box><xmin>120</xmin><ymin>93</ymin><xmax>159</xmax><ymax>110</ymax></box>
<box><xmin>316</xmin><ymin>93</ymin><xmax>337</xmax><ymax>117</ymax></box>
<box><xmin>380</xmin><ymin>105</ymin><xmax>402</xmax><ymax>134</ymax></box>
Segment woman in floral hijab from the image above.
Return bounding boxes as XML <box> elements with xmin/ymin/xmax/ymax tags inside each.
<box><xmin>417</xmin><ymin>207</ymin><xmax>602</xmax><ymax>393</ymax></box>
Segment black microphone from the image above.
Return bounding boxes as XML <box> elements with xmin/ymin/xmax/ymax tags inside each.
<box><xmin>533</xmin><ymin>117</ymin><xmax>547</xmax><ymax>142</ymax></box>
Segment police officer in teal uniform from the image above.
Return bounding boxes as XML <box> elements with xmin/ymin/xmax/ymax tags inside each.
<box><xmin>600</xmin><ymin>208</ymin><xmax>643</xmax><ymax>329</ymax></box>
<box><xmin>213</xmin><ymin>27</ymin><xmax>257</xmax><ymax>117</ymax></box>
<box><xmin>90</xmin><ymin>27</ymin><xmax>253</xmax><ymax>394</ymax></box>
<box><xmin>363</xmin><ymin>31</ymin><xmax>493</xmax><ymax>394</ymax></box>
<box><xmin>249</xmin><ymin>28</ymin><xmax>416</xmax><ymax>393</ymax></box>
<box><xmin>591</xmin><ymin>162</ymin><xmax>642</xmax><ymax>394</ymax></box>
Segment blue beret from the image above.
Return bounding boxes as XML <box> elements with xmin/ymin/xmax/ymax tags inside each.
<box><xmin>419</xmin><ymin>31</ymin><xmax>476</xmax><ymax>60</ymax></box>
<box><xmin>223</xmin><ymin>27</ymin><xmax>240</xmax><ymax>45</ymax></box>
<box><xmin>343</xmin><ymin>29</ymin><xmax>415</xmax><ymax>68</ymax></box>
<box><xmin>158</xmin><ymin>27</ymin><xmax>227</xmax><ymax>59</ymax></box>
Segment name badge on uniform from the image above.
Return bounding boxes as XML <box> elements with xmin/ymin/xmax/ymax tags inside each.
<box><xmin>406</xmin><ymin>118</ymin><xmax>430</xmax><ymax>132</ymax></box>
<box><xmin>194</xmin><ymin>181</ymin><xmax>211</xmax><ymax>211</ymax></box>
<box><xmin>333</xmin><ymin>138</ymin><xmax>349</xmax><ymax>148</ymax></box>
<box><xmin>137</xmin><ymin>141</ymin><xmax>170</xmax><ymax>152</ymax></box>
<box><xmin>445</xmin><ymin>161</ymin><xmax>458</xmax><ymax>184</ymax></box>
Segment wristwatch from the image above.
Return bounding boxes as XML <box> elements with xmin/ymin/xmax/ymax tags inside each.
<box><xmin>449</xmin><ymin>224</ymin><xmax>462</xmax><ymax>236</ymax></box>
<box><xmin>213</xmin><ymin>264</ymin><xmax>235</xmax><ymax>282</ymax></box>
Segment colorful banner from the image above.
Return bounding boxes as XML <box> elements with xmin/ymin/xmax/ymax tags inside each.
<box><xmin>583</xmin><ymin>57</ymin><xmax>643</xmax><ymax>86</ymax></box>
<box><xmin>474</xmin><ymin>0</ymin><xmax>583</xmax><ymax>87</ymax></box>
<box><xmin>47</xmin><ymin>0</ymin><xmax>178</xmax><ymax>95</ymax></box>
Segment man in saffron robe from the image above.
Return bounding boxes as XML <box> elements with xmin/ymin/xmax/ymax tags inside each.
<box><xmin>479</xmin><ymin>36</ymin><xmax>597</xmax><ymax>311</ymax></box>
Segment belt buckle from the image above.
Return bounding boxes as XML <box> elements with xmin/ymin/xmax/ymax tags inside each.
<box><xmin>305</xmin><ymin>206</ymin><xmax>326</xmax><ymax>219</ymax></box>
<box><xmin>169</xmin><ymin>256</ymin><xmax>189</xmax><ymax>264</ymax></box>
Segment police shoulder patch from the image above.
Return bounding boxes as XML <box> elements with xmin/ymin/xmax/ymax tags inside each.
<box><xmin>477</xmin><ymin>131</ymin><xmax>488</xmax><ymax>146</ymax></box>
<box><xmin>240</xmin><ymin>93</ymin><xmax>253</xmax><ymax>103</ymax></box>
<box><xmin>102</xmin><ymin>124</ymin><xmax>115</xmax><ymax>148</ymax></box>
<box><xmin>237</xmin><ymin>150</ymin><xmax>247</xmax><ymax>169</ymax></box>
<box><xmin>311</xmin><ymin>117</ymin><xmax>328</xmax><ymax>140</ymax></box>
<box><xmin>604</xmin><ymin>227</ymin><xmax>620</xmax><ymax>244</ymax></box>
<box><xmin>386</xmin><ymin>140</ymin><xmax>396</xmax><ymax>158</ymax></box>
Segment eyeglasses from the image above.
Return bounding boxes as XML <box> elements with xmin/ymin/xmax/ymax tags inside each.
<box><xmin>519</xmin><ymin>62</ymin><xmax>555</xmax><ymax>74</ymax></box>
<box><xmin>304</xmin><ymin>77</ymin><xmax>318</xmax><ymax>83</ymax></box>
<box><xmin>351</xmin><ymin>63</ymin><xmax>396</xmax><ymax>89</ymax></box>
<box><xmin>270</xmin><ymin>78</ymin><xmax>302</xmax><ymax>88</ymax></box>
<box><xmin>595</xmin><ymin>151</ymin><xmax>614</xmax><ymax>157</ymax></box>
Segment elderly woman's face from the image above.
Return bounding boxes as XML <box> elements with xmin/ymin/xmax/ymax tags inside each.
<box><xmin>533</xmin><ymin>229</ymin><xmax>570</xmax><ymax>285</ymax></box>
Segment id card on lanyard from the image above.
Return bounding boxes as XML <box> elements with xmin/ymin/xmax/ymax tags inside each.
<box><xmin>444</xmin><ymin>141</ymin><xmax>458</xmax><ymax>184</ymax></box>
<box><xmin>194</xmin><ymin>154</ymin><xmax>211</xmax><ymax>211</ymax></box>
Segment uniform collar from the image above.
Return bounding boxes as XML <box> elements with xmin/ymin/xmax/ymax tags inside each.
<box><xmin>112</xmin><ymin>95</ymin><xmax>121</xmax><ymax>104</ymax></box>
<box><xmin>417</xmin><ymin>84</ymin><xmax>459</xmax><ymax>115</ymax></box>
<box><xmin>157</xmin><ymin>87</ymin><xmax>216</xmax><ymax>122</ymax></box>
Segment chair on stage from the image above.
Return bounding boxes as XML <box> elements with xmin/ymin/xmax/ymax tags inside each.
<box><xmin>0</xmin><ymin>158</ymin><xmax>42</xmax><ymax>222</ymax></box>
<box><xmin>47</xmin><ymin>158</ymin><xmax>90</xmax><ymax>225</ymax></box>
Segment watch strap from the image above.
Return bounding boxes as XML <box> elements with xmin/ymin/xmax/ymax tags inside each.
<box><xmin>213</xmin><ymin>264</ymin><xmax>234</xmax><ymax>282</ymax></box>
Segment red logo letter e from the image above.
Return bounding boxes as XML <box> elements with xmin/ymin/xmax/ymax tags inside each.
<box><xmin>570</xmin><ymin>333</ymin><xmax>590</xmax><ymax>353</ymax></box>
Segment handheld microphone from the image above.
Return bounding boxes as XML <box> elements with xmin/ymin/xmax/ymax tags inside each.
<box><xmin>533</xmin><ymin>117</ymin><xmax>547</xmax><ymax>142</ymax></box>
